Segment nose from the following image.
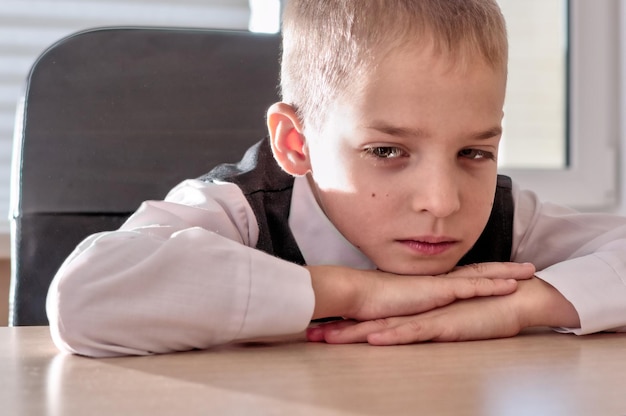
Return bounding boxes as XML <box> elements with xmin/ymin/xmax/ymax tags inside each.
<box><xmin>409</xmin><ymin>164</ymin><xmax>461</xmax><ymax>218</ymax></box>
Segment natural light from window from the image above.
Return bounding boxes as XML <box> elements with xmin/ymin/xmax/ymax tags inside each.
<box><xmin>497</xmin><ymin>0</ymin><xmax>568</xmax><ymax>169</ymax></box>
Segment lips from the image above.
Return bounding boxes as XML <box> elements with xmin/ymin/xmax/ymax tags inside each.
<box><xmin>397</xmin><ymin>238</ymin><xmax>458</xmax><ymax>256</ymax></box>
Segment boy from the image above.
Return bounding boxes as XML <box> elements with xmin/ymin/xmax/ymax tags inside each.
<box><xmin>47</xmin><ymin>0</ymin><xmax>626</xmax><ymax>357</ymax></box>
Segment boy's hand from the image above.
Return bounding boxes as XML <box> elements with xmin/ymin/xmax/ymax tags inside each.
<box><xmin>307</xmin><ymin>276</ymin><xmax>580</xmax><ymax>344</ymax></box>
<box><xmin>308</xmin><ymin>262</ymin><xmax>536</xmax><ymax>322</ymax></box>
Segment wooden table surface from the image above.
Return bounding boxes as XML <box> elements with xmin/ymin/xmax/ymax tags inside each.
<box><xmin>1</xmin><ymin>326</ymin><xmax>625</xmax><ymax>415</ymax></box>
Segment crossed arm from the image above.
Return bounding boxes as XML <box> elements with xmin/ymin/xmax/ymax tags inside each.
<box><xmin>305</xmin><ymin>262</ymin><xmax>581</xmax><ymax>345</ymax></box>
<box><xmin>48</xmin><ymin>179</ymin><xmax>625</xmax><ymax>357</ymax></box>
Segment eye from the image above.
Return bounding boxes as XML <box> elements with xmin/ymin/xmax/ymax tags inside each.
<box><xmin>458</xmin><ymin>148</ymin><xmax>495</xmax><ymax>161</ymax></box>
<box><xmin>363</xmin><ymin>146</ymin><xmax>408</xmax><ymax>159</ymax></box>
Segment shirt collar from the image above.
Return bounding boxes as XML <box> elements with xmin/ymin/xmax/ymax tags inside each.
<box><xmin>289</xmin><ymin>175</ymin><xmax>376</xmax><ymax>270</ymax></box>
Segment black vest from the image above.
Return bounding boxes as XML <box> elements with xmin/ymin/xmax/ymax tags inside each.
<box><xmin>200</xmin><ymin>138</ymin><xmax>514</xmax><ymax>267</ymax></box>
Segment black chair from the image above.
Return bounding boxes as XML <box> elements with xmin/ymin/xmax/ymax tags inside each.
<box><xmin>10</xmin><ymin>27</ymin><xmax>281</xmax><ymax>325</ymax></box>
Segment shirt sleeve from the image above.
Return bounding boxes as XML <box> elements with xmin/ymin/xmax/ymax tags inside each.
<box><xmin>511</xmin><ymin>183</ymin><xmax>626</xmax><ymax>334</ymax></box>
<box><xmin>46</xmin><ymin>179</ymin><xmax>315</xmax><ymax>357</ymax></box>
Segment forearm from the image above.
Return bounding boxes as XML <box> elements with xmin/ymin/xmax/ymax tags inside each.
<box><xmin>514</xmin><ymin>277</ymin><xmax>580</xmax><ymax>330</ymax></box>
<box><xmin>512</xmin><ymin>186</ymin><xmax>626</xmax><ymax>333</ymax></box>
<box><xmin>533</xmin><ymin>250</ymin><xmax>626</xmax><ymax>333</ymax></box>
<box><xmin>48</xmin><ymin>228</ymin><xmax>313</xmax><ymax>357</ymax></box>
<box><xmin>308</xmin><ymin>265</ymin><xmax>370</xmax><ymax>320</ymax></box>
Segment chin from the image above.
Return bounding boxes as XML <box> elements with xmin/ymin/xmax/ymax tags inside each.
<box><xmin>374</xmin><ymin>259</ymin><xmax>458</xmax><ymax>277</ymax></box>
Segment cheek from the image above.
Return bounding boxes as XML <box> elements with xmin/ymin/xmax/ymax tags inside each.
<box><xmin>308</xmin><ymin>147</ymin><xmax>359</xmax><ymax>193</ymax></box>
<box><xmin>460</xmin><ymin>178</ymin><xmax>498</xmax><ymax>231</ymax></box>
<box><xmin>313</xmin><ymin>169</ymin><xmax>390</xmax><ymax>236</ymax></box>
<box><xmin>318</xmin><ymin>192</ymin><xmax>387</xmax><ymax>255</ymax></box>
<box><xmin>318</xmin><ymin>181</ymin><xmax>397</xmax><ymax>239</ymax></box>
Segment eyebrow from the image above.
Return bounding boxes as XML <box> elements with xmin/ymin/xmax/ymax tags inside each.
<box><xmin>365</xmin><ymin>122</ymin><xmax>502</xmax><ymax>141</ymax></box>
<box><xmin>365</xmin><ymin>122</ymin><xmax>427</xmax><ymax>139</ymax></box>
<box><xmin>469</xmin><ymin>126</ymin><xmax>503</xmax><ymax>140</ymax></box>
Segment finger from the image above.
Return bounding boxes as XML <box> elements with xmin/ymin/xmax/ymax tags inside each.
<box><xmin>306</xmin><ymin>320</ymin><xmax>357</xmax><ymax>342</ymax></box>
<box><xmin>449</xmin><ymin>262</ymin><xmax>535</xmax><ymax>280</ymax></box>
<box><xmin>367</xmin><ymin>297</ymin><xmax>523</xmax><ymax>345</ymax></box>
<box><xmin>319</xmin><ymin>319</ymin><xmax>392</xmax><ymax>344</ymax></box>
<box><xmin>323</xmin><ymin>317</ymin><xmax>444</xmax><ymax>345</ymax></box>
<box><xmin>435</xmin><ymin>262</ymin><xmax>536</xmax><ymax>301</ymax></box>
<box><xmin>366</xmin><ymin>319</ymin><xmax>443</xmax><ymax>345</ymax></box>
<box><xmin>441</xmin><ymin>277</ymin><xmax>518</xmax><ymax>301</ymax></box>
<box><xmin>358</xmin><ymin>274</ymin><xmax>518</xmax><ymax>321</ymax></box>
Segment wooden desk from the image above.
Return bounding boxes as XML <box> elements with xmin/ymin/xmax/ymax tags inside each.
<box><xmin>1</xmin><ymin>327</ymin><xmax>625</xmax><ymax>415</ymax></box>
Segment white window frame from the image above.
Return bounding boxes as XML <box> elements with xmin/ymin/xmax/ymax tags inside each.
<box><xmin>498</xmin><ymin>0</ymin><xmax>622</xmax><ymax>212</ymax></box>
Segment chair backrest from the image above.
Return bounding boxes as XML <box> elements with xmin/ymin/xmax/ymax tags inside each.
<box><xmin>10</xmin><ymin>27</ymin><xmax>281</xmax><ymax>325</ymax></box>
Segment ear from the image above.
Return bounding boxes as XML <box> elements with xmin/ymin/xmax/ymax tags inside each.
<box><xmin>267</xmin><ymin>102</ymin><xmax>310</xmax><ymax>176</ymax></box>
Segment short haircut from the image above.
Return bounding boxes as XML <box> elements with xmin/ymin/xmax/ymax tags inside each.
<box><xmin>280</xmin><ymin>0</ymin><xmax>508</xmax><ymax>133</ymax></box>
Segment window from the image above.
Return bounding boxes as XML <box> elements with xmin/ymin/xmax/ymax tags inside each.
<box><xmin>497</xmin><ymin>0</ymin><xmax>621</xmax><ymax>212</ymax></box>
<box><xmin>497</xmin><ymin>0</ymin><xmax>567</xmax><ymax>170</ymax></box>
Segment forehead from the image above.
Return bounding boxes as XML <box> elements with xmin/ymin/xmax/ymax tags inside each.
<box><xmin>326</xmin><ymin>44</ymin><xmax>506</xmax><ymax>137</ymax></box>
<box><xmin>336</xmin><ymin>35</ymin><xmax>505</xmax><ymax>105</ymax></box>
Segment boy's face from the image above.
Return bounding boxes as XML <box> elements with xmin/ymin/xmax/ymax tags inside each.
<box><xmin>304</xmin><ymin>45</ymin><xmax>507</xmax><ymax>275</ymax></box>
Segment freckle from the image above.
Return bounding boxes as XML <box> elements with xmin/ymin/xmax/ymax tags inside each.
<box><xmin>371</xmin><ymin>193</ymin><xmax>376</xmax><ymax>197</ymax></box>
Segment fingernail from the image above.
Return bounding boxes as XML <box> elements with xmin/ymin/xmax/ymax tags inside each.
<box><xmin>306</xmin><ymin>327</ymin><xmax>323</xmax><ymax>342</ymax></box>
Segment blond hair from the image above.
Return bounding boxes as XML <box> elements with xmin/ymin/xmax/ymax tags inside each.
<box><xmin>280</xmin><ymin>0</ymin><xmax>508</xmax><ymax>133</ymax></box>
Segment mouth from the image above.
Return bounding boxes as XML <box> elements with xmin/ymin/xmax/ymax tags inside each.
<box><xmin>396</xmin><ymin>237</ymin><xmax>459</xmax><ymax>256</ymax></box>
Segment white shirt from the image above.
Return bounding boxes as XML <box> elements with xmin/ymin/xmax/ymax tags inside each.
<box><xmin>46</xmin><ymin>176</ymin><xmax>626</xmax><ymax>357</ymax></box>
